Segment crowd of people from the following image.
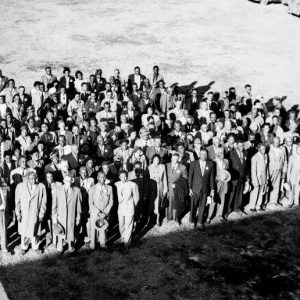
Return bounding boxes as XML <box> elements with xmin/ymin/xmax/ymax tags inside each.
<box><xmin>0</xmin><ymin>65</ymin><xmax>299</xmax><ymax>255</ymax></box>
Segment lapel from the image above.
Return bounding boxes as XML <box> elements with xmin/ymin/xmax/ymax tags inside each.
<box><xmin>26</xmin><ymin>183</ymin><xmax>38</xmax><ymax>200</ymax></box>
<box><xmin>67</xmin><ymin>187</ymin><xmax>74</xmax><ymax>205</ymax></box>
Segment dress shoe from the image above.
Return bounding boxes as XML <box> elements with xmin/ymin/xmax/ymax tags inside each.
<box><xmin>1</xmin><ymin>248</ymin><xmax>8</xmax><ymax>254</ymax></box>
<box><xmin>250</xmin><ymin>208</ymin><xmax>257</xmax><ymax>213</ymax></box>
<box><xmin>69</xmin><ymin>247</ymin><xmax>75</xmax><ymax>253</ymax></box>
<box><xmin>258</xmin><ymin>208</ymin><xmax>265</xmax><ymax>212</ymax></box>
<box><xmin>206</xmin><ymin>219</ymin><xmax>211</xmax><ymax>225</ymax></box>
<box><xmin>288</xmin><ymin>204</ymin><xmax>293</xmax><ymax>208</ymax></box>
<box><xmin>21</xmin><ymin>249</ymin><xmax>27</xmax><ymax>256</ymax></box>
<box><xmin>35</xmin><ymin>249</ymin><xmax>43</xmax><ymax>255</ymax></box>
<box><xmin>198</xmin><ymin>224</ymin><xmax>205</xmax><ymax>231</ymax></box>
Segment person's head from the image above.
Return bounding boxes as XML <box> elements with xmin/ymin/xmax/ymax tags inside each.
<box><xmin>134</xmin><ymin>66</ymin><xmax>140</xmax><ymax>75</ymax></box>
<box><xmin>120</xmin><ymin>139</ymin><xmax>128</xmax><ymax>150</ymax></box>
<box><xmin>0</xmin><ymin>95</ymin><xmax>5</xmax><ymax>104</ymax></box>
<box><xmin>60</xmin><ymin>86</ymin><xmax>66</xmax><ymax>94</ymax></box>
<box><xmin>224</xmin><ymin>110</ymin><xmax>231</xmax><ymax>119</ymax></box>
<box><xmin>104</xmin><ymin>102</ymin><xmax>111</xmax><ymax>112</ymax></box>
<box><xmin>74</xmin><ymin>93</ymin><xmax>80</xmax><ymax>102</ymax></box>
<box><xmin>96</xmin><ymin>171</ymin><xmax>106</xmax><ymax>185</ymax></box>
<box><xmin>200</xmin><ymin>123</ymin><xmax>208</xmax><ymax>133</ymax></box>
<box><xmin>152</xmin><ymin>154</ymin><xmax>161</xmax><ymax>166</ymax></box>
<box><xmin>97</xmin><ymin>135</ymin><xmax>104</xmax><ymax>146</ymax></box>
<box><xmin>20</xmin><ymin>126</ymin><xmax>27</xmax><ymax>137</ymax></box>
<box><xmin>194</xmin><ymin>138</ymin><xmax>201</xmax><ymax>150</ymax></box>
<box><xmin>45</xmin><ymin>66</ymin><xmax>52</xmax><ymax>76</ymax></box>
<box><xmin>8</xmin><ymin>79</ymin><xmax>15</xmax><ymax>88</ymax></box>
<box><xmin>41</xmin><ymin>123</ymin><xmax>49</xmax><ymax>133</ymax></box>
<box><xmin>272</xmin><ymin>115</ymin><xmax>279</xmax><ymax>126</ymax></box>
<box><xmin>272</xmin><ymin>97</ymin><xmax>281</xmax><ymax>108</ymax></box>
<box><xmin>4</xmin><ymin>152</ymin><xmax>12</xmax><ymax>163</ymax></box>
<box><xmin>72</xmin><ymin>124</ymin><xmax>79</xmax><ymax>135</ymax></box>
<box><xmin>75</xmin><ymin>70</ymin><xmax>83</xmax><ymax>80</ymax></box>
<box><xmin>49</xmin><ymin>151</ymin><xmax>59</xmax><ymax>164</ymax></box>
<box><xmin>273</xmin><ymin>136</ymin><xmax>280</xmax><ymax>148</ymax></box>
<box><xmin>175</xmin><ymin>99</ymin><xmax>182</xmax><ymax>109</ymax></box>
<box><xmin>258</xmin><ymin>143</ymin><xmax>266</xmax><ymax>155</ymax></box>
<box><xmin>31</xmin><ymin>149</ymin><xmax>39</xmax><ymax>161</ymax></box>
<box><xmin>119</xmin><ymin>170</ymin><xmax>128</xmax><ymax>183</ymax></box>
<box><xmin>13</xmin><ymin>94</ymin><xmax>20</xmax><ymax>104</ymax></box>
<box><xmin>191</xmin><ymin>89</ymin><xmax>197</xmax><ymax>98</ymax></box>
<box><xmin>27</xmin><ymin>171</ymin><xmax>37</xmax><ymax>185</ymax></box>
<box><xmin>224</xmin><ymin>120</ymin><xmax>232</xmax><ymax>131</ymax></box>
<box><xmin>174</xmin><ymin>121</ymin><xmax>182</xmax><ymax>132</ymax></box>
<box><xmin>171</xmin><ymin>153</ymin><xmax>179</xmax><ymax>164</ymax></box>
<box><xmin>236</xmin><ymin>139</ymin><xmax>244</xmax><ymax>152</ymax></box>
<box><xmin>284</xmin><ymin>136</ymin><xmax>293</xmax><ymax>147</ymax></box>
<box><xmin>45</xmin><ymin>172</ymin><xmax>54</xmax><ymax>184</ymax></box>
<box><xmin>158</xmin><ymin>80</ymin><xmax>165</xmax><ymax>89</ymax></box>
<box><xmin>177</xmin><ymin>143</ymin><xmax>185</xmax><ymax>155</ymax></box>
<box><xmin>153</xmin><ymin>65</ymin><xmax>159</xmax><ymax>74</ymax></box>
<box><xmin>207</xmin><ymin>92</ymin><xmax>213</xmax><ymax>101</ymax></box>
<box><xmin>227</xmin><ymin>134</ymin><xmax>236</xmax><ymax>145</ymax></box>
<box><xmin>200</xmin><ymin>101</ymin><xmax>208</xmax><ymax>110</ymax></box>
<box><xmin>79</xmin><ymin>166</ymin><xmax>87</xmax><ymax>179</ymax></box>
<box><xmin>127</xmin><ymin>100</ymin><xmax>134</xmax><ymax>111</ymax></box>
<box><xmin>71</xmin><ymin>144</ymin><xmax>78</xmax><ymax>156</ymax></box>
<box><xmin>63</xmin><ymin>67</ymin><xmax>70</xmax><ymax>76</ymax></box>
<box><xmin>210</xmin><ymin>112</ymin><xmax>217</xmax><ymax>123</ymax></box>
<box><xmin>245</xmin><ymin>84</ymin><xmax>252</xmax><ymax>94</ymax></box>
<box><xmin>199</xmin><ymin>149</ymin><xmax>208</xmax><ymax>161</ymax></box>
<box><xmin>63</xmin><ymin>173</ymin><xmax>74</xmax><ymax>187</ymax></box>
<box><xmin>18</xmin><ymin>156</ymin><xmax>27</xmax><ymax>169</ymax></box>
<box><xmin>58</xmin><ymin>135</ymin><xmax>66</xmax><ymax>147</ymax></box>
<box><xmin>262</xmin><ymin>123</ymin><xmax>270</xmax><ymax>134</ymax></box>
<box><xmin>133</xmin><ymin>147</ymin><xmax>143</xmax><ymax>158</ymax></box>
<box><xmin>212</xmin><ymin>136</ymin><xmax>220</xmax><ymax>147</ymax></box>
<box><xmin>216</xmin><ymin>147</ymin><xmax>225</xmax><ymax>160</ymax></box>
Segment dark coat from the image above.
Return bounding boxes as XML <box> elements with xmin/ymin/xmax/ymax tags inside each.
<box><xmin>228</xmin><ymin>149</ymin><xmax>250</xmax><ymax>182</ymax></box>
<box><xmin>188</xmin><ymin>160</ymin><xmax>215</xmax><ymax>194</ymax></box>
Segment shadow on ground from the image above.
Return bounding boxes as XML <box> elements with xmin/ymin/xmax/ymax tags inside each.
<box><xmin>0</xmin><ymin>209</ymin><xmax>299</xmax><ymax>300</ymax></box>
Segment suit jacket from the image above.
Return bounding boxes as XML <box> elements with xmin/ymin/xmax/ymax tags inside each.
<box><xmin>229</xmin><ymin>149</ymin><xmax>250</xmax><ymax>182</ymax></box>
<box><xmin>188</xmin><ymin>160</ymin><xmax>215</xmax><ymax>194</ymax></box>
<box><xmin>251</xmin><ymin>152</ymin><xmax>269</xmax><ymax>186</ymax></box>
<box><xmin>89</xmin><ymin>184</ymin><xmax>113</xmax><ymax>223</ymax></box>
<box><xmin>206</xmin><ymin>145</ymin><xmax>217</xmax><ymax>161</ymax></box>
<box><xmin>166</xmin><ymin>163</ymin><xmax>188</xmax><ymax>189</ymax></box>
<box><xmin>0</xmin><ymin>161</ymin><xmax>16</xmax><ymax>185</ymax></box>
<box><xmin>146</xmin><ymin>146</ymin><xmax>168</xmax><ymax>163</ymax></box>
<box><xmin>259</xmin><ymin>132</ymin><xmax>274</xmax><ymax>146</ymax></box>
<box><xmin>128</xmin><ymin>74</ymin><xmax>146</xmax><ymax>92</ymax></box>
<box><xmin>15</xmin><ymin>182</ymin><xmax>47</xmax><ymax>237</ymax></box>
<box><xmin>96</xmin><ymin>145</ymin><xmax>113</xmax><ymax>164</ymax></box>
<box><xmin>184</xmin><ymin>96</ymin><xmax>200</xmax><ymax>113</ymax></box>
<box><xmin>137</xmin><ymin>98</ymin><xmax>155</xmax><ymax>113</ymax></box>
<box><xmin>56</xmin><ymin>130</ymin><xmax>73</xmax><ymax>146</ymax></box>
<box><xmin>268</xmin><ymin>145</ymin><xmax>287</xmax><ymax>174</ymax></box>
<box><xmin>287</xmin><ymin>154</ymin><xmax>300</xmax><ymax>185</ymax></box>
<box><xmin>59</xmin><ymin>76</ymin><xmax>75</xmax><ymax>91</ymax></box>
<box><xmin>115</xmin><ymin>180</ymin><xmax>139</xmax><ymax>216</ymax></box>
<box><xmin>41</xmin><ymin>74</ymin><xmax>57</xmax><ymax>90</ymax></box>
<box><xmin>52</xmin><ymin>185</ymin><xmax>82</xmax><ymax>241</ymax></box>
<box><xmin>62</xmin><ymin>153</ymin><xmax>80</xmax><ymax>170</ymax></box>
<box><xmin>0</xmin><ymin>76</ymin><xmax>8</xmax><ymax>92</ymax></box>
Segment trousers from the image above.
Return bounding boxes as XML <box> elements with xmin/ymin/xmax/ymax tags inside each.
<box><xmin>118</xmin><ymin>212</ymin><xmax>134</xmax><ymax>246</ymax></box>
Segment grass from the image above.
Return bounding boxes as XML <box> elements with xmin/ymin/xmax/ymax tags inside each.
<box><xmin>0</xmin><ymin>208</ymin><xmax>299</xmax><ymax>299</ymax></box>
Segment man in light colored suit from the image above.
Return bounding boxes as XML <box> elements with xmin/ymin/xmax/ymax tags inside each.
<box><xmin>15</xmin><ymin>170</ymin><xmax>47</xmax><ymax>255</ymax></box>
<box><xmin>89</xmin><ymin>171</ymin><xmax>113</xmax><ymax>251</ymax></box>
<box><xmin>267</xmin><ymin>137</ymin><xmax>287</xmax><ymax>208</ymax></box>
<box><xmin>41</xmin><ymin>66</ymin><xmax>57</xmax><ymax>92</ymax></box>
<box><xmin>115</xmin><ymin>170</ymin><xmax>139</xmax><ymax>254</ymax></box>
<box><xmin>286</xmin><ymin>145</ymin><xmax>300</xmax><ymax>207</ymax></box>
<box><xmin>248</xmin><ymin>144</ymin><xmax>269</xmax><ymax>212</ymax></box>
<box><xmin>52</xmin><ymin>173</ymin><xmax>82</xmax><ymax>253</ymax></box>
<box><xmin>0</xmin><ymin>181</ymin><xmax>9</xmax><ymax>253</ymax></box>
<box><xmin>166</xmin><ymin>153</ymin><xmax>188</xmax><ymax>221</ymax></box>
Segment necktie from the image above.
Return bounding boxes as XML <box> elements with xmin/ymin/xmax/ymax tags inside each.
<box><xmin>172</xmin><ymin>165</ymin><xmax>176</xmax><ymax>172</ymax></box>
<box><xmin>201</xmin><ymin>162</ymin><xmax>204</xmax><ymax>174</ymax></box>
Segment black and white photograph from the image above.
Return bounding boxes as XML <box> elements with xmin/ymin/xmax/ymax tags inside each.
<box><xmin>0</xmin><ymin>0</ymin><xmax>299</xmax><ymax>299</ymax></box>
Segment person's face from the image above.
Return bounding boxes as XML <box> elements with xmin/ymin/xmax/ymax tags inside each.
<box><xmin>59</xmin><ymin>137</ymin><xmax>65</xmax><ymax>146</ymax></box>
<box><xmin>4</xmin><ymin>155</ymin><xmax>11</xmax><ymax>163</ymax></box>
<box><xmin>207</xmin><ymin>93</ymin><xmax>213</xmax><ymax>101</ymax></box>
<box><xmin>175</xmin><ymin>100</ymin><xmax>181</xmax><ymax>108</ymax></box>
<box><xmin>8</xmin><ymin>81</ymin><xmax>13</xmax><ymax>88</ymax></box>
<box><xmin>130</xmin><ymin>132</ymin><xmax>137</xmax><ymax>139</ymax></box>
<box><xmin>274</xmin><ymin>109</ymin><xmax>280</xmax><ymax>117</ymax></box>
<box><xmin>210</xmin><ymin>114</ymin><xmax>216</xmax><ymax>122</ymax></box>
<box><xmin>225</xmin><ymin>121</ymin><xmax>232</xmax><ymax>130</ymax></box>
<box><xmin>213</xmin><ymin>138</ymin><xmax>220</xmax><ymax>147</ymax></box>
<box><xmin>90</xmin><ymin>93</ymin><xmax>96</xmax><ymax>102</ymax></box>
<box><xmin>237</xmin><ymin>142</ymin><xmax>244</xmax><ymax>152</ymax></box>
<box><xmin>120</xmin><ymin>142</ymin><xmax>127</xmax><ymax>150</ymax></box>
<box><xmin>175</xmin><ymin>123</ymin><xmax>181</xmax><ymax>131</ymax></box>
<box><xmin>153</xmin><ymin>67</ymin><xmax>158</xmax><ymax>74</ymax></box>
<box><xmin>132</xmin><ymin>84</ymin><xmax>138</xmax><ymax>92</ymax></box>
<box><xmin>97</xmin><ymin>172</ymin><xmax>106</xmax><ymax>184</ymax></box>
<box><xmin>273</xmin><ymin>138</ymin><xmax>280</xmax><ymax>148</ymax></box>
<box><xmin>28</xmin><ymin>174</ymin><xmax>36</xmax><ymax>185</ymax></box>
<box><xmin>285</xmin><ymin>138</ymin><xmax>293</xmax><ymax>147</ymax></box>
<box><xmin>199</xmin><ymin>151</ymin><xmax>207</xmax><ymax>161</ymax></box>
<box><xmin>64</xmin><ymin>70</ymin><xmax>70</xmax><ymax>77</ymax></box>
<box><xmin>14</xmin><ymin>95</ymin><xmax>20</xmax><ymax>103</ymax></box>
<box><xmin>224</xmin><ymin>111</ymin><xmax>230</xmax><ymax>118</ymax></box>
<box><xmin>177</xmin><ymin>145</ymin><xmax>185</xmax><ymax>154</ymax></box>
<box><xmin>114</xmin><ymin>69</ymin><xmax>120</xmax><ymax>77</ymax></box>
<box><xmin>201</xmin><ymin>124</ymin><xmax>208</xmax><ymax>132</ymax></box>
<box><xmin>102</xmin><ymin>165</ymin><xmax>109</xmax><ymax>174</ymax></box>
<box><xmin>46</xmin><ymin>173</ymin><xmax>53</xmax><ymax>183</ymax></box>
<box><xmin>228</xmin><ymin>136</ymin><xmax>235</xmax><ymax>145</ymax></box>
<box><xmin>106</xmin><ymin>92</ymin><xmax>112</xmax><ymax>99</ymax></box>
<box><xmin>119</xmin><ymin>173</ymin><xmax>127</xmax><ymax>183</ymax></box>
<box><xmin>259</xmin><ymin>145</ymin><xmax>266</xmax><ymax>155</ymax></box>
<box><xmin>192</xmin><ymin>91</ymin><xmax>197</xmax><ymax>98</ymax></box>
<box><xmin>217</xmin><ymin>150</ymin><xmax>224</xmax><ymax>160</ymax></box>
<box><xmin>159</xmin><ymin>82</ymin><xmax>164</xmax><ymax>89</ymax></box>
<box><xmin>51</xmin><ymin>155</ymin><xmax>58</xmax><ymax>164</ymax></box>
<box><xmin>153</xmin><ymin>157</ymin><xmax>159</xmax><ymax>165</ymax></box>
<box><xmin>80</xmin><ymin>168</ymin><xmax>87</xmax><ymax>178</ymax></box>
<box><xmin>46</xmin><ymin>68</ymin><xmax>51</xmax><ymax>75</ymax></box>
<box><xmin>63</xmin><ymin>176</ymin><xmax>72</xmax><ymax>187</ymax></box>
<box><xmin>246</xmin><ymin>86</ymin><xmax>251</xmax><ymax>94</ymax></box>
<box><xmin>41</xmin><ymin>124</ymin><xmax>48</xmax><ymax>133</ymax></box>
<box><xmin>0</xmin><ymin>122</ymin><xmax>6</xmax><ymax>129</ymax></box>
<box><xmin>104</xmin><ymin>104</ymin><xmax>110</xmax><ymax>112</ymax></box>
<box><xmin>97</xmin><ymin>137</ymin><xmax>104</xmax><ymax>145</ymax></box>
<box><xmin>134</xmin><ymin>68</ymin><xmax>140</xmax><ymax>75</ymax></box>
<box><xmin>74</xmin><ymin>94</ymin><xmax>80</xmax><ymax>102</ymax></box>
<box><xmin>272</xmin><ymin>99</ymin><xmax>280</xmax><ymax>107</ymax></box>
<box><xmin>201</xmin><ymin>102</ymin><xmax>208</xmax><ymax>110</ymax></box>
<box><xmin>272</xmin><ymin>118</ymin><xmax>279</xmax><ymax>125</ymax></box>
<box><xmin>154</xmin><ymin>138</ymin><xmax>161</xmax><ymax>147</ymax></box>
<box><xmin>19</xmin><ymin>87</ymin><xmax>25</xmax><ymax>94</ymax></box>
<box><xmin>263</xmin><ymin>126</ymin><xmax>270</xmax><ymax>134</ymax></box>
<box><xmin>72</xmin><ymin>146</ymin><xmax>78</xmax><ymax>155</ymax></box>
<box><xmin>72</xmin><ymin>126</ymin><xmax>79</xmax><ymax>135</ymax></box>
<box><xmin>171</xmin><ymin>155</ymin><xmax>179</xmax><ymax>164</ymax></box>
<box><xmin>194</xmin><ymin>140</ymin><xmax>201</xmax><ymax>149</ymax></box>
<box><xmin>0</xmin><ymin>97</ymin><xmax>4</xmax><ymax>104</ymax></box>
<box><xmin>32</xmin><ymin>152</ymin><xmax>39</xmax><ymax>161</ymax></box>
<box><xmin>21</xmin><ymin>129</ymin><xmax>27</xmax><ymax>136</ymax></box>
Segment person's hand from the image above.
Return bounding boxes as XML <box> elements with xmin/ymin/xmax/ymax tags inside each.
<box><xmin>210</xmin><ymin>191</ymin><xmax>215</xmax><ymax>198</ymax></box>
<box><xmin>53</xmin><ymin>219</ymin><xmax>57</xmax><ymax>225</ymax></box>
<box><xmin>76</xmin><ymin>220</ymin><xmax>80</xmax><ymax>227</ymax></box>
<box><xmin>189</xmin><ymin>189</ymin><xmax>194</xmax><ymax>197</ymax></box>
<box><xmin>39</xmin><ymin>217</ymin><xmax>43</xmax><ymax>223</ymax></box>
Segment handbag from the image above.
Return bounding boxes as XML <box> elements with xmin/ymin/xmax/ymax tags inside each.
<box><xmin>160</xmin><ymin>194</ymin><xmax>169</xmax><ymax>208</ymax></box>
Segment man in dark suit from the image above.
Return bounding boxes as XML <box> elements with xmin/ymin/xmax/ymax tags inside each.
<box><xmin>96</xmin><ymin>135</ymin><xmax>113</xmax><ymax>165</ymax></box>
<box><xmin>227</xmin><ymin>140</ymin><xmax>250</xmax><ymax>217</ymax></box>
<box><xmin>127</xmin><ymin>66</ymin><xmax>146</xmax><ymax>93</ymax></box>
<box><xmin>0</xmin><ymin>151</ymin><xmax>16</xmax><ymax>185</ymax></box>
<box><xmin>188</xmin><ymin>149</ymin><xmax>215</xmax><ymax>229</ymax></box>
<box><xmin>95</xmin><ymin>69</ymin><xmax>107</xmax><ymax>95</ymax></box>
<box><xmin>62</xmin><ymin>144</ymin><xmax>80</xmax><ymax>173</ymax></box>
<box><xmin>59</xmin><ymin>67</ymin><xmax>75</xmax><ymax>98</ymax></box>
<box><xmin>0</xmin><ymin>69</ymin><xmax>8</xmax><ymax>92</ymax></box>
<box><xmin>146</xmin><ymin>135</ymin><xmax>168</xmax><ymax>163</ymax></box>
<box><xmin>184</xmin><ymin>89</ymin><xmax>201</xmax><ymax>114</ymax></box>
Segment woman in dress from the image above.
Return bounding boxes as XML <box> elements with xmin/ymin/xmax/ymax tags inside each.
<box><xmin>148</xmin><ymin>154</ymin><xmax>168</xmax><ymax>225</ymax></box>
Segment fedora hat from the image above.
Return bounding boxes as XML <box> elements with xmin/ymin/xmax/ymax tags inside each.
<box><xmin>243</xmin><ymin>181</ymin><xmax>251</xmax><ymax>194</ymax></box>
<box><xmin>218</xmin><ymin>169</ymin><xmax>231</xmax><ymax>183</ymax></box>
<box><xmin>53</xmin><ymin>222</ymin><xmax>65</xmax><ymax>236</ymax></box>
<box><xmin>95</xmin><ymin>218</ymin><xmax>108</xmax><ymax>231</ymax></box>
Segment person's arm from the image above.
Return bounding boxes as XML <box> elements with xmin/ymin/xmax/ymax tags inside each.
<box><xmin>15</xmin><ymin>183</ymin><xmax>22</xmax><ymax>222</ymax></box>
<box><xmin>76</xmin><ymin>189</ymin><xmax>82</xmax><ymax>226</ymax></box>
<box><xmin>162</xmin><ymin>165</ymin><xmax>168</xmax><ymax>195</ymax></box>
<box><xmin>133</xmin><ymin>182</ymin><xmax>139</xmax><ymax>206</ymax></box>
<box><xmin>251</xmin><ymin>156</ymin><xmax>258</xmax><ymax>186</ymax></box>
<box><xmin>188</xmin><ymin>162</ymin><xmax>194</xmax><ymax>196</ymax></box>
<box><xmin>103</xmin><ymin>187</ymin><xmax>114</xmax><ymax>216</ymax></box>
<box><xmin>39</xmin><ymin>184</ymin><xmax>47</xmax><ymax>221</ymax></box>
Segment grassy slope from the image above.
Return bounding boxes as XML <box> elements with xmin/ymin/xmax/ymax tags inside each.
<box><xmin>0</xmin><ymin>209</ymin><xmax>299</xmax><ymax>300</ymax></box>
